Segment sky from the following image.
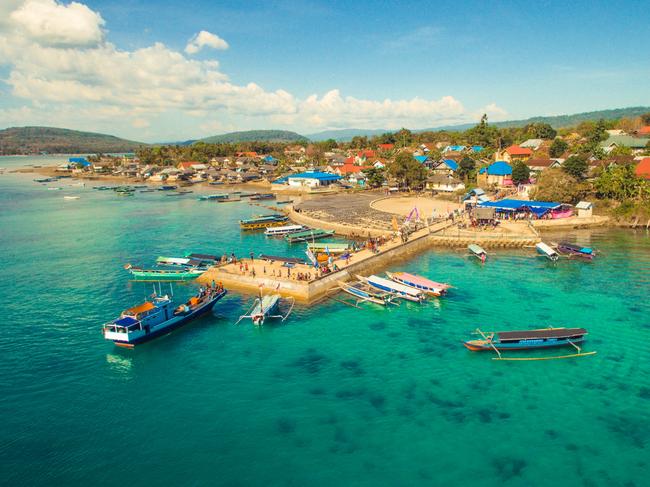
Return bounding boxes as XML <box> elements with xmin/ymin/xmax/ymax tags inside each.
<box><xmin>0</xmin><ymin>0</ymin><xmax>649</xmax><ymax>142</ymax></box>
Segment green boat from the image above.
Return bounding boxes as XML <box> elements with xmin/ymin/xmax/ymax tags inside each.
<box><xmin>306</xmin><ymin>242</ymin><xmax>351</xmax><ymax>253</ymax></box>
<box><xmin>285</xmin><ymin>229</ymin><xmax>335</xmax><ymax>243</ymax></box>
<box><xmin>126</xmin><ymin>266</ymin><xmax>205</xmax><ymax>281</ymax></box>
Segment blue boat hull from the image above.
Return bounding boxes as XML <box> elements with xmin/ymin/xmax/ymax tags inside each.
<box><xmin>111</xmin><ymin>290</ymin><xmax>226</xmax><ymax>347</ymax></box>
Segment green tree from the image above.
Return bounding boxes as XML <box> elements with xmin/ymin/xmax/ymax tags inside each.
<box><xmin>641</xmin><ymin>113</ymin><xmax>650</xmax><ymax>125</ymax></box>
<box><xmin>549</xmin><ymin>138</ymin><xmax>568</xmax><ymax>158</ymax></box>
<box><xmin>563</xmin><ymin>155</ymin><xmax>588</xmax><ymax>180</ymax></box>
<box><xmin>525</xmin><ymin>123</ymin><xmax>557</xmax><ymax>140</ymax></box>
<box><xmin>387</xmin><ymin>152</ymin><xmax>427</xmax><ymax>189</ymax></box>
<box><xmin>363</xmin><ymin>167</ymin><xmax>385</xmax><ymax>188</ymax></box>
<box><xmin>395</xmin><ymin>128</ymin><xmax>413</xmax><ymax>148</ymax></box>
<box><xmin>457</xmin><ymin>156</ymin><xmax>476</xmax><ymax>180</ymax></box>
<box><xmin>350</xmin><ymin>136</ymin><xmax>368</xmax><ymax>149</ymax></box>
<box><xmin>594</xmin><ymin>164</ymin><xmax>646</xmax><ymax>201</ymax></box>
<box><xmin>530</xmin><ymin>168</ymin><xmax>588</xmax><ymax>204</ymax></box>
<box><xmin>465</xmin><ymin>114</ymin><xmax>500</xmax><ymax>147</ymax></box>
<box><xmin>511</xmin><ymin>160</ymin><xmax>531</xmax><ymax>185</ymax></box>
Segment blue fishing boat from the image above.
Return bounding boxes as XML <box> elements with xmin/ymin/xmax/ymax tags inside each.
<box><xmin>102</xmin><ymin>285</ymin><xmax>226</xmax><ymax>348</ymax></box>
<box><xmin>463</xmin><ymin>327</ymin><xmax>596</xmax><ymax>360</ymax></box>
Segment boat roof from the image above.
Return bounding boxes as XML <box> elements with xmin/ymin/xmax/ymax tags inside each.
<box><xmin>114</xmin><ymin>316</ymin><xmax>138</xmax><ymax>326</ymax></box>
<box><xmin>265</xmin><ymin>225</ymin><xmax>303</xmax><ymax>232</ymax></box>
<box><xmin>390</xmin><ymin>272</ymin><xmax>443</xmax><ymax>289</ymax></box>
<box><xmin>468</xmin><ymin>244</ymin><xmax>486</xmax><ymax>254</ymax></box>
<box><xmin>187</xmin><ymin>253</ymin><xmax>218</xmax><ymax>261</ymax></box>
<box><xmin>307</xmin><ymin>242</ymin><xmax>350</xmax><ymax>249</ymax></box>
<box><xmin>124</xmin><ymin>301</ymin><xmax>155</xmax><ymax>315</ymax></box>
<box><xmin>497</xmin><ymin>328</ymin><xmax>587</xmax><ymax>341</ymax></box>
<box><xmin>536</xmin><ymin>242</ymin><xmax>558</xmax><ymax>254</ymax></box>
<box><xmin>289</xmin><ymin>229</ymin><xmax>332</xmax><ymax>238</ymax></box>
<box><xmin>241</xmin><ymin>214</ymin><xmax>285</xmax><ymax>223</ymax></box>
<box><xmin>368</xmin><ymin>275</ymin><xmax>422</xmax><ymax>296</ymax></box>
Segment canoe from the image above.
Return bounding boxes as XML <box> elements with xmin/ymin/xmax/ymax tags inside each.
<box><xmin>357</xmin><ymin>274</ymin><xmax>425</xmax><ymax>302</ymax></box>
<box><xmin>536</xmin><ymin>242</ymin><xmax>559</xmax><ymax>261</ymax></box>
<box><xmin>385</xmin><ymin>271</ymin><xmax>450</xmax><ymax>296</ymax></box>
<box><xmin>337</xmin><ymin>280</ymin><xmax>395</xmax><ymax>306</ymax></box>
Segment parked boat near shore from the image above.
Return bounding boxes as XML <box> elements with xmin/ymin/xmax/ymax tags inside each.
<box><xmin>536</xmin><ymin>242</ymin><xmax>560</xmax><ymax>261</ymax></box>
<box><xmin>102</xmin><ymin>286</ymin><xmax>227</xmax><ymax>348</ymax></box>
<box><xmin>125</xmin><ymin>265</ymin><xmax>205</xmax><ymax>281</ymax></box>
<box><xmin>357</xmin><ymin>274</ymin><xmax>425</xmax><ymax>302</ymax></box>
<box><xmin>385</xmin><ymin>271</ymin><xmax>450</xmax><ymax>296</ymax></box>
<box><xmin>468</xmin><ymin>244</ymin><xmax>487</xmax><ymax>262</ymax></box>
<box><xmin>556</xmin><ymin>242</ymin><xmax>596</xmax><ymax>260</ymax></box>
<box><xmin>198</xmin><ymin>194</ymin><xmax>229</xmax><ymax>201</ymax></box>
<box><xmin>264</xmin><ymin>224</ymin><xmax>306</xmax><ymax>236</ymax></box>
<box><xmin>285</xmin><ymin>229</ymin><xmax>335</xmax><ymax>243</ymax></box>
<box><xmin>306</xmin><ymin>242</ymin><xmax>351</xmax><ymax>253</ymax></box>
<box><xmin>337</xmin><ymin>280</ymin><xmax>396</xmax><ymax>306</ymax></box>
<box><xmin>236</xmin><ymin>293</ymin><xmax>294</xmax><ymax>325</ymax></box>
<box><xmin>240</xmin><ymin>214</ymin><xmax>289</xmax><ymax>230</ymax></box>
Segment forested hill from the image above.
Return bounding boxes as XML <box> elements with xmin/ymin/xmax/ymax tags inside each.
<box><xmin>198</xmin><ymin>130</ymin><xmax>308</xmax><ymax>143</ymax></box>
<box><xmin>0</xmin><ymin>126</ymin><xmax>146</xmax><ymax>155</ymax></box>
<box><xmin>490</xmin><ymin>106</ymin><xmax>650</xmax><ymax>129</ymax></box>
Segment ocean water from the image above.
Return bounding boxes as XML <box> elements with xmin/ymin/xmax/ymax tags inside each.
<box><xmin>1</xmin><ymin>156</ymin><xmax>649</xmax><ymax>486</ymax></box>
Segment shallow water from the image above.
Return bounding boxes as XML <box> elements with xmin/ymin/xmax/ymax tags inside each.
<box><xmin>1</xmin><ymin>156</ymin><xmax>649</xmax><ymax>486</ymax></box>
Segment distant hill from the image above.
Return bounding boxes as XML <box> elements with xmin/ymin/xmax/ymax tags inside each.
<box><xmin>0</xmin><ymin>126</ymin><xmax>146</xmax><ymax>155</ymax></box>
<box><xmin>307</xmin><ymin>106</ymin><xmax>650</xmax><ymax>141</ymax></box>
<box><xmin>306</xmin><ymin>128</ymin><xmax>391</xmax><ymax>142</ymax></box>
<box><xmin>199</xmin><ymin>130</ymin><xmax>308</xmax><ymax>144</ymax></box>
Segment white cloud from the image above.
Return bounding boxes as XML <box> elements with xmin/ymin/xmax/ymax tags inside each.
<box><xmin>0</xmin><ymin>0</ymin><xmax>503</xmax><ymax>139</ymax></box>
<box><xmin>185</xmin><ymin>30</ymin><xmax>229</xmax><ymax>54</ymax></box>
<box><xmin>10</xmin><ymin>0</ymin><xmax>104</xmax><ymax>47</ymax></box>
<box><xmin>477</xmin><ymin>103</ymin><xmax>508</xmax><ymax>121</ymax></box>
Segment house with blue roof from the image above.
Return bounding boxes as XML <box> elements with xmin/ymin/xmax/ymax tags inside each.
<box><xmin>478</xmin><ymin>161</ymin><xmax>512</xmax><ymax>186</ymax></box>
<box><xmin>431</xmin><ymin>158</ymin><xmax>459</xmax><ymax>176</ymax></box>
<box><xmin>276</xmin><ymin>171</ymin><xmax>342</xmax><ymax>189</ymax></box>
<box><xmin>443</xmin><ymin>145</ymin><xmax>466</xmax><ymax>153</ymax></box>
<box><xmin>263</xmin><ymin>155</ymin><xmax>278</xmax><ymax>164</ymax></box>
<box><xmin>68</xmin><ymin>157</ymin><xmax>90</xmax><ymax>167</ymax></box>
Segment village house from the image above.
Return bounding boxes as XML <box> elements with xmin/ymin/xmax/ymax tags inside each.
<box><xmin>635</xmin><ymin>157</ymin><xmax>650</xmax><ymax>180</ymax></box>
<box><xmin>526</xmin><ymin>158</ymin><xmax>561</xmax><ymax>172</ymax></box>
<box><xmin>575</xmin><ymin>201</ymin><xmax>594</xmax><ymax>218</ymax></box>
<box><xmin>426</xmin><ymin>174</ymin><xmax>465</xmax><ymax>193</ymax></box>
<box><xmin>430</xmin><ymin>159</ymin><xmax>459</xmax><ymax>176</ymax></box>
<box><xmin>519</xmin><ymin>139</ymin><xmax>544</xmax><ymax>151</ymax></box>
<box><xmin>478</xmin><ymin>161</ymin><xmax>513</xmax><ymax>186</ymax></box>
<box><xmin>600</xmin><ymin>135</ymin><xmax>650</xmax><ymax>153</ymax></box>
<box><xmin>498</xmin><ymin>145</ymin><xmax>533</xmax><ymax>163</ymax></box>
<box><xmin>634</xmin><ymin>126</ymin><xmax>650</xmax><ymax>136</ymax></box>
<box><xmin>378</xmin><ymin>143</ymin><xmax>395</xmax><ymax>152</ymax></box>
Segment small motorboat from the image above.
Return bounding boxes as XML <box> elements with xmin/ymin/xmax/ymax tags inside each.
<box><xmin>357</xmin><ymin>274</ymin><xmax>425</xmax><ymax>303</ymax></box>
<box><xmin>236</xmin><ymin>293</ymin><xmax>294</xmax><ymax>326</ymax></box>
<box><xmin>468</xmin><ymin>244</ymin><xmax>487</xmax><ymax>263</ymax></box>
<box><xmin>535</xmin><ymin>242</ymin><xmax>559</xmax><ymax>261</ymax></box>
<box><xmin>556</xmin><ymin>242</ymin><xmax>596</xmax><ymax>260</ymax></box>
<box><xmin>385</xmin><ymin>271</ymin><xmax>451</xmax><ymax>296</ymax></box>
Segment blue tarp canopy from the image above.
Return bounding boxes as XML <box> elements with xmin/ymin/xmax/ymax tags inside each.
<box><xmin>69</xmin><ymin>157</ymin><xmax>90</xmax><ymax>166</ymax></box>
<box><xmin>479</xmin><ymin>199</ymin><xmax>562</xmax><ymax>216</ymax></box>
<box><xmin>413</xmin><ymin>155</ymin><xmax>429</xmax><ymax>164</ymax></box>
<box><xmin>442</xmin><ymin>159</ymin><xmax>458</xmax><ymax>171</ymax></box>
<box><xmin>114</xmin><ymin>316</ymin><xmax>138</xmax><ymax>327</ymax></box>
<box><xmin>287</xmin><ymin>171</ymin><xmax>341</xmax><ymax>181</ymax></box>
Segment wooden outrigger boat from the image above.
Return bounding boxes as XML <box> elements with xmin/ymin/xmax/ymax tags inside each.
<box><xmin>264</xmin><ymin>224</ymin><xmax>306</xmax><ymax>237</ymax></box>
<box><xmin>235</xmin><ymin>293</ymin><xmax>295</xmax><ymax>326</ymax></box>
<box><xmin>102</xmin><ymin>285</ymin><xmax>227</xmax><ymax>348</ymax></box>
<box><xmin>385</xmin><ymin>271</ymin><xmax>451</xmax><ymax>297</ymax></box>
<box><xmin>125</xmin><ymin>264</ymin><xmax>205</xmax><ymax>281</ymax></box>
<box><xmin>464</xmin><ymin>327</ymin><xmax>596</xmax><ymax>361</ymax></box>
<box><xmin>337</xmin><ymin>280</ymin><xmax>398</xmax><ymax>307</ymax></box>
<box><xmin>250</xmin><ymin>193</ymin><xmax>276</xmax><ymax>200</ymax></box>
<box><xmin>468</xmin><ymin>244</ymin><xmax>487</xmax><ymax>263</ymax></box>
<box><xmin>306</xmin><ymin>242</ymin><xmax>351</xmax><ymax>253</ymax></box>
<box><xmin>285</xmin><ymin>229</ymin><xmax>335</xmax><ymax>243</ymax></box>
<box><xmin>556</xmin><ymin>242</ymin><xmax>596</xmax><ymax>260</ymax></box>
<box><xmin>158</xmin><ymin>185</ymin><xmax>177</xmax><ymax>191</ymax></box>
<box><xmin>197</xmin><ymin>193</ymin><xmax>228</xmax><ymax>201</ymax></box>
<box><xmin>240</xmin><ymin>214</ymin><xmax>289</xmax><ymax>230</ymax></box>
<box><xmin>535</xmin><ymin>242</ymin><xmax>559</xmax><ymax>261</ymax></box>
<box><xmin>357</xmin><ymin>274</ymin><xmax>425</xmax><ymax>303</ymax></box>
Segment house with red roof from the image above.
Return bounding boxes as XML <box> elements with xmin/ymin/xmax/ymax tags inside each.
<box><xmin>635</xmin><ymin>157</ymin><xmax>650</xmax><ymax>180</ymax></box>
<box><xmin>500</xmin><ymin>145</ymin><xmax>533</xmax><ymax>163</ymax></box>
<box><xmin>378</xmin><ymin>143</ymin><xmax>394</xmax><ymax>151</ymax></box>
<box><xmin>635</xmin><ymin>126</ymin><xmax>650</xmax><ymax>136</ymax></box>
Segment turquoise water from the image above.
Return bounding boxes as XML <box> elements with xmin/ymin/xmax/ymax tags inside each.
<box><xmin>1</xmin><ymin>156</ymin><xmax>649</xmax><ymax>486</ymax></box>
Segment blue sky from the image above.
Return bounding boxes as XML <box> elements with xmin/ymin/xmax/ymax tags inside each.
<box><xmin>0</xmin><ymin>0</ymin><xmax>649</xmax><ymax>141</ymax></box>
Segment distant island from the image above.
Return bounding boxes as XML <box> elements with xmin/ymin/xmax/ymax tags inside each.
<box><xmin>198</xmin><ymin>130</ymin><xmax>308</xmax><ymax>144</ymax></box>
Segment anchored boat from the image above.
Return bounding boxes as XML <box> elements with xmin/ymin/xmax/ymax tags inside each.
<box><xmin>198</xmin><ymin>194</ymin><xmax>228</xmax><ymax>201</ymax></box>
<box><xmin>125</xmin><ymin>265</ymin><xmax>205</xmax><ymax>281</ymax></box>
<box><xmin>102</xmin><ymin>286</ymin><xmax>227</xmax><ymax>348</ymax></box>
<box><xmin>240</xmin><ymin>214</ymin><xmax>289</xmax><ymax>230</ymax></box>
<box><xmin>285</xmin><ymin>229</ymin><xmax>335</xmax><ymax>243</ymax></box>
<box><xmin>236</xmin><ymin>293</ymin><xmax>294</xmax><ymax>325</ymax></box>
<box><xmin>264</xmin><ymin>224</ymin><xmax>306</xmax><ymax>236</ymax></box>
<box><xmin>468</xmin><ymin>244</ymin><xmax>487</xmax><ymax>262</ymax></box>
<box><xmin>536</xmin><ymin>242</ymin><xmax>559</xmax><ymax>261</ymax></box>
<box><xmin>464</xmin><ymin>327</ymin><xmax>596</xmax><ymax>360</ymax></box>
<box><xmin>556</xmin><ymin>242</ymin><xmax>596</xmax><ymax>260</ymax></box>
<box><xmin>337</xmin><ymin>280</ymin><xmax>397</xmax><ymax>306</ymax></box>
<box><xmin>250</xmin><ymin>193</ymin><xmax>276</xmax><ymax>200</ymax></box>
<box><xmin>357</xmin><ymin>274</ymin><xmax>425</xmax><ymax>302</ymax></box>
<box><xmin>306</xmin><ymin>242</ymin><xmax>351</xmax><ymax>253</ymax></box>
<box><xmin>385</xmin><ymin>271</ymin><xmax>450</xmax><ymax>297</ymax></box>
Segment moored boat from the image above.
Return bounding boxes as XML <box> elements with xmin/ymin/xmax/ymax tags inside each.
<box><xmin>337</xmin><ymin>280</ymin><xmax>396</xmax><ymax>306</ymax></box>
<box><xmin>158</xmin><ymin>185</ymin><xmax>177</xmax><ymax>191</ymax></box>
<box><xmin>126</xmin><ymin>265</ymin><xmax>205</xmax><ymax>281</ymax></box>
<box><xmin>536</xmin><ymin>242</ymin><xmax>559</xmax><ymax>261</ymax></box>
<box><xmin>285</xmin><ymin>229</ymin><xmax>335</xmax><ymax>243</ymax></box>
<box><xmin>306</xmin><ymin>242</ymin><xmax>351</xmax><ymax>253</ymax></box>
<box><xmin>156</xmin><ymin>256</ymin><xmax>191</xmax><ymax>266</ymax></box>
<box><xmin>463</xmin><ymin>327</ymin><xmax>595</xmax><ymax>360</ymax></box>
<box><xmin>102</xmin><ymin>285</ymin><xmax>227</xmax><ymax>348</ymax></box>
<box><xmin>556</xmin><ymin>242</ymin><xmax>596</xmax><ymax>260</ymax></box>
<box><xmin>357</xmin><ymin>274</ymin><xmax>425</xmax><ymax>302</ymax></box>
<box><xmin>63</xmin><ymin>196</ymin><xmax>80</xmax><ymax>200</ymax></box>
<box><xmin>385</xmin><ymin>271</ymin><xmax>450</xmax><ymax>296</ymax></box>
<box><xmin>236</xmin><ymin>293</ymin><xmax>294</xmax><ymax>325</ymax></box>
<box><xmin>264</xmin><ymin>224</ymin><xmax>306</xmax><ymax>236</ymax></box>
<box><xmin>198</xmin><ymin>194</ymin><xmax>229</xmax><ymax>201</ymax></box>
<box><xmin>250</xmin><ymin>193</ymin><xmax>275</xmax><ymax>200</ymax></box>
<box><xmin>468</xmin><ymin>244</ymin><xmax>487</xmax><ymax>262</ymax></box>
<box><xmin>240</xmin><ymin>214</ymin><xmax>289</xmax><ymax>230</ymax></box>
